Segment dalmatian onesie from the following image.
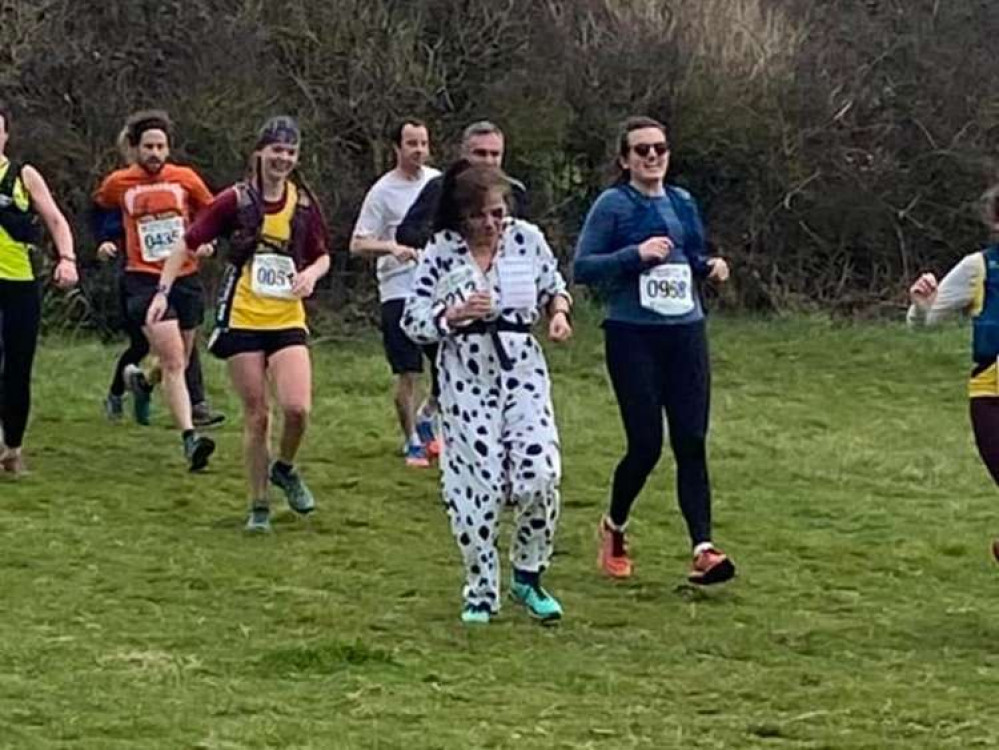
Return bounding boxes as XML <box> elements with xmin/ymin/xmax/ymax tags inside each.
<box><xmin>402</xmin><ymin>218</ymin><xmax>569</xmax><ymax>613</ymax></box>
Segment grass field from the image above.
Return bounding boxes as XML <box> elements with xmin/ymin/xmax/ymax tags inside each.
<box><xmin>2</xmin><ymin>312</ymin><xmax>999</xmax><ymax>749</ymax></box>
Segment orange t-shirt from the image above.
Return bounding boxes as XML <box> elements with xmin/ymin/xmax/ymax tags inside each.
<box><xmin>94</xmin><ymin>164</ymin><xmax>214</xmax><ymax>276</ymax></box>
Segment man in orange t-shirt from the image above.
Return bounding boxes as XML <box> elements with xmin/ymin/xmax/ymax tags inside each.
<box><xmin>94</xmin><ymin>110</ymin><xmax>216</xmax><ymax>471</ymax></box>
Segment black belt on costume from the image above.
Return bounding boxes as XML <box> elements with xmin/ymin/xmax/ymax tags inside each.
<box><xmin>453</xmin><ymin>319</ymin><xmax>531</xmax><ymax>371</ymax></box>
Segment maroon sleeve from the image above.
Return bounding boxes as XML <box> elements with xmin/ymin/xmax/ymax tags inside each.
<box><xmin>302</xmin><ymin>200</ymin><xmax>331</xmax><ymax>264</ymax></box>
<box><xmin>185</xmin><ymin>187</ymin><xmax>239</xmax><ymax>249</ymax></box>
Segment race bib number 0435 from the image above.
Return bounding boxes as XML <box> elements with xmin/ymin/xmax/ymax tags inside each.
<box><xmin>251</xmin><ymin>253</ymin><xmax>296</xmax><ymax>299</ymax></box>
<box><xmin>639</xmin><ymin>264</ymin><xmax>695</xmax><ymax>317</ymax></box>
<box><xmin>138</xmin><ymin>216</ymin><xmax>185</xmax><ymax>263</ymax></box>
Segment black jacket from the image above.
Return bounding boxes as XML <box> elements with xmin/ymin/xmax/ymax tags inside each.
<box><xmin>395</xmin><ymin>174</ymin><xmax>530</xmax><ymax>250</ymax></box>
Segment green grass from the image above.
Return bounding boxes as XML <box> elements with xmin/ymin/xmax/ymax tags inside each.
<box><xmin>3</xmin><ymin>312</ymin><xmax>999</xmax><ymax>749</ymax></box>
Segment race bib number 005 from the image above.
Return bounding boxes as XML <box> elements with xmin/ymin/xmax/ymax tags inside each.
<box><xmin>639</xmin><ymin>264</ymin><xmax>695</xmax><ymax>317</ymax></box>
<box><xmin>138</xmin><ymin>216</ymin><xmax>185</xmax><ymax>263</ymax></box>
<box><xmin>251</xmin><ymin>253</ymin><xmax>296</xmax><ymax>299</ymax></box>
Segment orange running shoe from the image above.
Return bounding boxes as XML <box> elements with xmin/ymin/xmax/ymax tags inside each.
<box><xmin>597</xmin><ymin>516</ymin><xmax>633</xmax><ymax>578</ymax></box>
<box><xmin>425</xmin><ymin>437</ymin><xmax>442</xmax><ymax>461</ymax></box>
<box><xmin>405</xmin><ymin>443</ymin><xmax>431</xmax><ymax>468</ymax></box>
<box><xmin>688</xmin><ymin>544</ymin><xmax>735</xmax><ymax>585</ymax></box>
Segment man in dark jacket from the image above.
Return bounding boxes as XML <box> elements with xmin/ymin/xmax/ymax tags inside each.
<box><xmin>395</xmin><ymin>120</ymin><xmax>529</xmax><ymax>250</ymax></box>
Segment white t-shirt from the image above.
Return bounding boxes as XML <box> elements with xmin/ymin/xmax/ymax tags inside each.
<box><xmin>353</xmin><ymin>166</ymin><xmax>441</xmax><ymax>302</ymax></box>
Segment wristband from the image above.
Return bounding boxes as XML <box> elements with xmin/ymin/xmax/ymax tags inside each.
<box><xmin>156</xmin><ymin>284</ymin><xmax>171</xmax><ymax>296</ymax></box>
<box><xmin>58</xmin><ymin>254</ymin><xmax>76</xmax><ymax>263</ymax></box>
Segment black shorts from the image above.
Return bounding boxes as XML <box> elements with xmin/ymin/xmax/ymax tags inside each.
<box><xmin>124</xmin><ymin>272</ymin><xmax>204</xmax><ymax>331</ymax></box>
<box><xmin>381</xmin><ymin>299</ymin><xmax>424</xmax><ymax>374</ymax></box>
<box><xmin>208</xmin><ymin>327</ymin><xmax>308</xmax><ymax>360</ymax></box>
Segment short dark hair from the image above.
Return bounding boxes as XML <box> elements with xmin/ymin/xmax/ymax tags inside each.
<box><xmin>613</xmin><ymin>115</ymin><xmax>669</xmax><ymax>184</ymax></box>
<box><xmin>391</xmin><ymin>118</ymin><xmax>428</xmax><ymax>146</ymax></box>
<box><xmin>434</xmin><ymin>162</ymin><xmax>511</xmax><ymax>234</ymax></box>
<box><xmin>125</xmin><ymin>109</ymin><xmax>173</xmax><ymax>147</ymax></box>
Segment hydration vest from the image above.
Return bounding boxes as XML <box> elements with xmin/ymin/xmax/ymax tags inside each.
<box><xmin>972</xmin><ymin>245</ymin><xmax>999</xmax><ymax>364</ymax></box>
<box><xmin>230</xmin><ymin>180</ymin><xmax>313</xmax><ymax>270</ymax></box>
<box><xmin>0</xmin><ymin>161</ymin><xmax>40</xmax><ymax>245</ymax></box>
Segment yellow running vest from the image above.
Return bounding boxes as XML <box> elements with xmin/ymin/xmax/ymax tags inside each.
<box><xmin>0</xmin><ymin>160</ymin><xmax>35</xmax><ymax>281</ymax></box>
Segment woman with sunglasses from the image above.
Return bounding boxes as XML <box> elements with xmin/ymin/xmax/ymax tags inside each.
<box><xmin>150</xmin><ymin>116</ymin><xmax>330</xmax><ymax>532</ymax></box>
<box><xmin>573</xmin><ymin>116</ymin><xmax>735</xmax><ymax>586</ymax></box>
<box><xmin>402</xmin><ymin>162</ymin><xmax>573</xmax><ymax>625</ymax></box>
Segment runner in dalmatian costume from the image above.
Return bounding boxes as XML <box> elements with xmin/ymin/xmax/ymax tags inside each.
<box><xmin>402</xmin><ymin>163</ymin><xmax>573</xmax><ymax>625</ymax></box>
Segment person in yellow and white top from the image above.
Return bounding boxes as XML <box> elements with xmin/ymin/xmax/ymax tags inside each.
<box><xmin>908</xmin><ymin>184</ymin><xmax>999</xmax><ymax>562</ymax></box>
<box><xmin>150</xmin><ymin>116</ymin><xmax>331</xmax><ymax>533</ymax></box>
<box><xmin>0</xmin><ymin>100</ymin><xmax>78</xmax><ymax>476</ymax></box>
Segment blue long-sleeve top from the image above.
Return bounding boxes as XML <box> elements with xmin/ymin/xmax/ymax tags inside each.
<box><xmin>573</xmin><ymin>183</ymin><xmax>710</xmax><ymax>326</ymax></box>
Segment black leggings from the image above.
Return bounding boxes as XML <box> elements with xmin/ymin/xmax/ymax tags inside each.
<box><xmin>108</xmin><ymin>321</ymin><xmax>206</xmax><ymax>406</ymax></box>
<box><xmin>604</xmin><ymin>320</ymin><xmax>712</xmax><ymax>546</ymax></box>
<box><xmin>0</xmin><ymin>279</ymin><xmax>41</xmax><ymax>449</ymax></box>
<box><xmin>971</xmin><ymin>397</ymin><xmax>999</xmax><ymax>485</ymax></box>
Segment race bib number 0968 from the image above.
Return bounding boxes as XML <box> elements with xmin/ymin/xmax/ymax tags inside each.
<box><xmin>639</xmin><ymin>264</ymin><xmax>695</xmax><ymax>317</ymax></box>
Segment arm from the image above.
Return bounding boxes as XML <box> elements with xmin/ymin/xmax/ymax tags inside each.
<box><xmin>533</xmin><ymin>228</ymin><xmax>573</xmax><ymax>342</ymax></box>
<box><xmin>22</xmin><ymin>165</ymin><xmax>77</xmax><ymax>287</ymax></box>
<box><xmin>401</xmin><ymin>240</ymin><xmax>449</xmax><ymax>345</ymax></box>
<box><xmin>907</xmin><ymin>254</ymin><xmax>981</xmax><ymax>327</ymax></box>
<box><xmin>148</xmin><ymin>190</ymin><xmax>237</xmax><ymax>325</ymax></box>
<box><xmin>395</xmin><ymin>178</ymin><xmax>441</xmax><ymax>250</ymax></box>
<box><xmin>291</xmin><ymin>201</ymin><xmax>332</xmax><ymax>298</ymax></box>
<box><xmin>349</xmin><ymin>187</ymin><xmax>417</xmax><ymax>261</ymax></box>
<box><xmin>573</xmin><ymin>191</ymin><xmax>651</xmax><ymax>285</ymax></box>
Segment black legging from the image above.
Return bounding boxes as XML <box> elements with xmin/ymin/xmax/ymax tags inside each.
<box><xmin>971</xmin><ymin>397</ymin><xmax>999</xmax><ymax>485</ymax></box>
<box><xmin>0</xmin><ymin>279</ymin><xmax>41</xmax><ymax>449</ymax></box>
<box><xmin>604</xmin><ymin>320</ymin><xmax>712</xmax><ymax>546</ymax></box>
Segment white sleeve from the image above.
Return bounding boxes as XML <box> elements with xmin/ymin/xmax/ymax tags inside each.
<box><xmin>906</xmin><ymin>253</ymin><xmax>982</xmax><ymax>327</ymax></box>
<box><xmin>351</xmin><ymin>187</ymin><xmax>385</xmax><ymax>239</ymax></box>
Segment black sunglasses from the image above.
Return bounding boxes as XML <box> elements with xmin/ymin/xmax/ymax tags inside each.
<box><xmin>631</xmin><ymin>142</ymin><xmax>670</xmax><ymax>158</ymax></box>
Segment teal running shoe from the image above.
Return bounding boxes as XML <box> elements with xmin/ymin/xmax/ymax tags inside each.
<box><xmin>245</xmin><ymin>504</ymin><xmax>272</xmax><ymax>533</ymax></box>
<box><xmin>124</xmin><ymin>364</ymin><xmax>152</xmax><ymax>426</ymax></box>
<box><xmin>183</xmin><ymin>433</ymin><xmax>215</xmax><ymax>472</ymax></box>
<box><xmin>104</xmin><ymin>393</ymin><xmax>124</xmax><ymax>422</ymax></box>
<box><xmin>269</xmin><ymin>463</ymin><xmax>315</xmax><ymax>515</ymax></box>
<box><xmin>460</xmin><ymin>604</ymin><xmax>491</xmax><ymax>625</ymax></box>
<box><xmin>509</xmin><ymin>579</ymin><xmax>563</xmax><ymax>623</ymax></box>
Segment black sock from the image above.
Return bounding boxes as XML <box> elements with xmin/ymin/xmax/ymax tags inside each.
<box><xmin>182</xmin><ymin>429</ymin><xmax>195</xmax><ymax>443</ymax></box>
<box><xmin>273</xmin><ymin>460</ymin><xmax>294</xmax><ymax>476</ymax></box>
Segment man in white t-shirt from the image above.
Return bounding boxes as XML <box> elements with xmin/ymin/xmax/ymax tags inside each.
<box><xmin>351</xmin><ymin>119</ymin><xmax>441</xmax><ymax>468</ymax></box>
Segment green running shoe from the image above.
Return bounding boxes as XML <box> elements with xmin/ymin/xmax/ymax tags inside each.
<box><xmin>509</xmin><ymin>579</ymin><xmax>563</xmax><ymax>623</ymax></box>
<box><xmin>269</xmin><ymin>463</ymin><xmax>315</xmax><ymax>515</ymax></box>
<box><xmin>460</xmin><ymin>604</ymin><xmax>491</xmax><ymax>625</ymax></box>
<box><xmin>124</xmin><ymin>364</ymin><xmax>152</xmax><ymax>426</ymax></box>
<box><xmin>245</xmin><ymin>504</ymin><xmax>272</xmax><ymax>533</ymax></box>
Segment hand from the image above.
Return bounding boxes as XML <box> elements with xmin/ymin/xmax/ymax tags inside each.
<box><xmin>291</xmin><ymin>267</ymin><xmax>317</xmax><ymax>298</ymax></box>
<box><xmin>194</xmin><ymin>242</ymin><xmax>215</xmax><ymax>258</ymax></box>
<box><xmin>391</xmin><ymin>244</ymin><xmax>419</xmax><ymax>263</ymax></box>
<box><xmin>97</xmin><ymin>242</ymin><xmax>118</xmax><ymax>261</ymax></box>
<box><xmin>548</xmin><ymin>311</ymin><xmax>573</xmax><ymax>343</ymax></box>
<box><xmin>446</xmin><ymin>291</ymin><xmax>493</xmax><ymax>324</ymax></box>
<box><xmin>638</xmin><ymin>236</ymin><xmax>673</xmax><ymax>263</ymax></box>
<box><xmin>707</xmin><ymin>257</ymin><xmax>730</xmax><ymax>283</ymax></box>
<box><xmin>909</xmin><ymin>272</ymin><xmax>938</xmax><ymax>308</ymax></box>
<box><xmin>146</xmin><ymin>292</ymin><xmax>169</xmax><ymax>326</ymax></box>
<box><xmin>53</xmin><ymin>258</ymin><xmax>78</xmax><ymax>289</ymax></box>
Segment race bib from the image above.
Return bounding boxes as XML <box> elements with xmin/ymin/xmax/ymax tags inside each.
<box><xmin>137</xmin><ymin>215</ymin><xmax>185</xmax><ymax>263</ymax></box>
<box><xmin>436</xmin><ymin>264</ymin><xmax>481</xmax><ymax>308</ymax></box>
<box><xmin>497</xmin><ymin>255</ymin><xmax>536</xmax><ymax>309</ymax></box>
<box><xmin>639</xmin><ymin>264</ymin><xmax>695</xmax><ymax>317</ymax></box>
<box><xmin>251</xmin><ymin>253</ymin><xmax>296</xmax><ymax>299</ymax></box>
